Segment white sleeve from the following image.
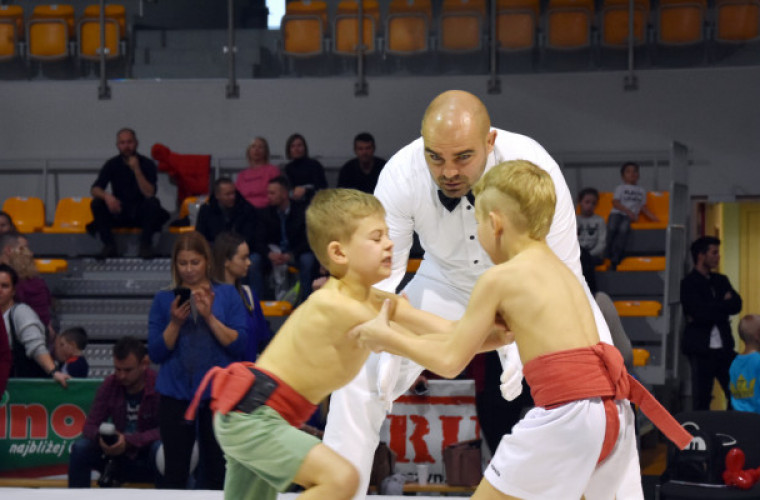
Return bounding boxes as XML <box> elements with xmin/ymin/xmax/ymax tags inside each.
<box><xmin>373</xmin><ymin>152</ymin><xmax>416</xmax><ymax>294</ymax></box>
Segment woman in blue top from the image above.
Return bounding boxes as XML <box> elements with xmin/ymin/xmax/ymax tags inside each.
<box><xmin>148</xmin><ymin>231</ymin><xmax>247</xmax><ymax>490</ymax></box>
<box><xmin>212</xmin><ymin>231</ymin><xmax>273</xmax><ymax>361</ymax></box>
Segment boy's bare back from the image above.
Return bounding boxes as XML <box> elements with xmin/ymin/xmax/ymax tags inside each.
<box><xmin>481</xmin><ymin>243</ymin><xmax>600</xmax><ymax>365</ymax></box>
<box><xmin>256</xmin><ymin>279</ymin><xmax>392</xmax><ymax>404</ymax></box>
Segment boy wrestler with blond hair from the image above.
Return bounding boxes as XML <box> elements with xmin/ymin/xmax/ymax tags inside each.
<box><xmin>206</xmin><ymin>189</ymin><xmax>504</xmax><ymax>500</ymax></box>
<box><xmin>353</xmin><ymin>160</ymin><xmax>692</xmax><ymax>500</ymax></box>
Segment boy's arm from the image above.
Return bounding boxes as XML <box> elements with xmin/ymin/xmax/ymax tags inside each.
<box><xmin>357</xmin><ymin>272</ymin><xmax>505</xmax><ymax>378</ymax></box>
<box><xmin>611</xmin><ymin>199</ymin><xmax>635</xmax><ymax>219</ymax></box>
<box><xmin>640</xmin><ymin>204</ymin><xmax>659</xmax><ymax>222</ymax></box>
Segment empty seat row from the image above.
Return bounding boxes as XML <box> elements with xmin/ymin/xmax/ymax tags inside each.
<box><xmin>280</xmin><ymin>0</ymin><xmax>759</xmax><ymax>58</ymax></box>
<box><xmin>3</xmin><ymin>195</ymin><xmax>93</xmax><ymax>233</ymax></box>
<box><xmin>0</xmin><ymin>3</ymin><xmax>127</xmax><ymax>63</ymax></box>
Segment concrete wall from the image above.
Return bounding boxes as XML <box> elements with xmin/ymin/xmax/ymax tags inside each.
<box><xmin>2</xmin><ymin>65</ymin><xmax>759</xmax><ymax>216</ymax></box>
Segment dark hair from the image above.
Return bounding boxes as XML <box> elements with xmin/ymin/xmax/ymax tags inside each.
<box><xmin>354</xmin><ymin>132</ymin><xmax>375</xmax><ymax>148</ymax></box>
<box><xmin>212</xmin><ymin>231</ymin><xmax>247</xmax><ymax>284</ymax></box>
<box><xmin>620</xmin><ymin>162</ymin><xmax>639</xmax><ymax>176</ymax></box>
<box><xmin>60</xmin><ymin>327</ymin><xmax>88</xmax><ymax>350</ymax></box>
<box><xmin>116</xmin><ymin>127</ymin><xmax>137</xmax><ymax>140</ymax></box>
<box><xmin>113</xmin><ymin>336</ymin><xmax>147</xmax><ymax>361</ymax></box>
<box><xmin>0</xmin><ymin>211</ymin><xmax>16</xmax><ymax>232</ymax></box>
<box><xmin>268</xmin><ymin>175</ymin><xmax>291</xmax><ymax>190</ymax></box>
<box><xmin>577</xmin><ymin>187</ymin><xmax>599</xmax><ymax>204</ymax></box>
<box><xmin>690</xmin><ymin>236</ymin><xmax>721</xmax><ymax>264</ymax></box>
<box><xmin>0</xmin><ymin>263</ymin><xmax>18</xmax><ymax>287</ymax></box>
<box><xmin>214</xmin><ymin>177</ymin><xmax>235</xmax><ymax>191</ymax></box>
<box><xmin>285</xmin><ymin>133</ymin><xmax>308</xmax><ymax>160</ymax></box>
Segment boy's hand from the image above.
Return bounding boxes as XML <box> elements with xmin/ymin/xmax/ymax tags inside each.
<box><xmin>350</xmin><ymin>299</ymin><xmax>392</xmax><ymax>352</ymax></box>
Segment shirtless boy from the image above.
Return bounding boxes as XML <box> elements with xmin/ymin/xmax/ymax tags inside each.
<box><xmin>204</xmin><ymin>188</ymin><xmax>493</xmax><ymax>500</ymax></box>
<box><xmin>353</xmin><ymin>160</ymin><xmax>692</xmax><ymax>499</ymax></box>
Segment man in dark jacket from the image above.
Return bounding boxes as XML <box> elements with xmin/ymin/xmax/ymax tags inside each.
<box><xmin>195</xmin><ymin>177</ymin><xmax>257</xmax><ymax>247</ymax></box>
<box><xmin>252</xmin><ymin>176</ymin><xmax>316</xmax><ymax>303</ymax></box>
<box><xmin>68</xmin><ymin>336</ymin><xmax>161</xmax><ymax>487</ymax></box>
<box><xmin>681</xmin><ymin>236</ymin><xmax>743</xmax><ymax>410</ymax></box>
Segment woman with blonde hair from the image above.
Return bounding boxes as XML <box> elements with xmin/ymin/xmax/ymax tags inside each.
<box><xmin>148</xmin><ymin>231</ymin><xmax>247</xmax><ymax>490</ymax></box>
<box><xmin>235</xmin><ymin>137</ymin><xmax>281</xmax><ymax>208</ymax></box>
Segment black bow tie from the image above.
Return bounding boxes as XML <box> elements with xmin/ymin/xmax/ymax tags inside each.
<box><xmin>437</xmin><ymin>190</ymin><xmax>475</xmax><ymax>212</ymax></box>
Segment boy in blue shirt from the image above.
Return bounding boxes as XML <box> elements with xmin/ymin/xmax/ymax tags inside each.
<box><xmin>730</xmin><ymin>314</ymin><xmax>760</xmax><ymax>413</ymax></box>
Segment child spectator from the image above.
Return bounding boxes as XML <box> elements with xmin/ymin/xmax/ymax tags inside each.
<box><xmin>729</xmin><ymin>314</ymin><xmax>760</xmax><ymax>413</ymax></box>
<box><xmin>576</xmin><ymin>187</ymin><xmax>606</xmax><ymax>293</ymax></box>
<box><xmin>606</xmin><ymin>162</ymin><xmax>659</xmax><ymax>270</ymax></box>
<box><xmin>55</xmin><ymin>327</ymin><xmax>89</xmax><ymax>378</ymax></box>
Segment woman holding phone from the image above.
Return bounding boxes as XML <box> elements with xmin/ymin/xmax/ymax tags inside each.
<box><xmin>148</xmin><ymin>231</ymin><xmax>247</xmax><ymax>490</ymax></box>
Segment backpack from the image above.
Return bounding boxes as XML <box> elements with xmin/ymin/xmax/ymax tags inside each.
<box><xmin>9</xmin><ymin>305</ymin><xmax>48</xmax><ymax>378</ymax></box>
<box><xmin>661</xmin><ymin>420</ymin><xmax>736</xmax><ymax>484</ymax></box>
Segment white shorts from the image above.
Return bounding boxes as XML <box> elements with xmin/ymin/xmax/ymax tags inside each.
<box><xmin>484</xmin><ymin>398</ymin><xmax>642</xmax><ymax>500</ymax></box>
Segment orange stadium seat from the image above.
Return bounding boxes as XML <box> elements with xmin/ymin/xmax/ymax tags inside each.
<box><xmin>632</xmin><ymin>348</ymin><xmax>651</xmax><ymax>366</ymax></box>
<box><xmin>281</xmin><ymin>0</ymin><xmax>328</xmax><ymax>56</ymax></box>
<box><xmin>715</xmin><ymin>0</ymin><xmax>760</xmax><ymax>42</ymax></box>
<box><xmin>593</xmin><ymin>191</ymin><xmax>615</xmax><ymax>222</ymax></box>
<box><xmin>657</xmin><ymin>0</ymin><xmax>707</xmax><ymax>45</ymax></box>
<box><xmin>546</xmin><ymin>0</ymin><xmax>595</xmax><ymax>50</ymax></box>
<box><xmin>600</xmin><ymin>0</ymin><xmax>650</xmax><ymax>47</ymax></box>
<box><xmin>407</xmin><ymin>258</ymin><xmax>422</xmax><ymax>273</ymax></box>
<box><xmin>3</xmin><ymin>196</ymin><xmax>46</xmax><ymax>233</ymax></box>
<box><xmin>43</xmin><ymin>197</ymin><xmax>94</xmax><ymax>233</ymax></box>
<box><xmin>260</xmin><ymin>300</ymin><xmax>294</xmax><ymax>317</ymax></box>
<box><xmin>334</xmin><ymin>0</ymin><xmax>379</xmax><ymax>55</ymax></box>
<box><xmin>614</xmin><ymin>300</ymin><xmax>662</xmax><ymax>317</ymax></box>
<box><xmin>78</xmin><ymin>17</ymin><xmax>120</xmax><ymax>60</ymax></box>
<box><xmin>0</xmin><ymin>5</ymin><xmax>24</xmax><ymax>61</ymax></box>
<box><xmin>496</xmin><ymin>0</ymin><xmax>540</xmax><ymax>51</ymax></box>
<box><xmin>35</xmin><ymin>258</ymin><xmax>69</xmax><ymax>274</ymax></box>
<box><xmin>83</xmin><ymin>4</ymin><xmax>127</xmax><ymax>39</ymax></box>
<box><xmin>31</xmin><ymin>4</ymin><xmax>75</xmax><ymax>36</ymax></box>
<box><xmin>386</xmin><ymin>0</ymin><xmax>432</xmax><ymax>55</ymax></box>
<box><xmin>170</xmin><ymin>196</ymin><xmax>204</xmax><ymax>234</ymax></box>
<box><xmin>28</xmin><ymin>5</ymin><xmax>75</xmax><ymax>62</ymax></box>
<box><xmin>439</xmin><ymin>0</ymin><xmax>486</xmax><ymax>53</ymax></box>
<box><xmin>631</xmin><ymin>190</ymin><xmax>669</xmax><ymax>229</ymax></box>
<box><xmin>616</xmin><ymin>256</ymin><xmax>666</xmax><ymax>271</ymax></box>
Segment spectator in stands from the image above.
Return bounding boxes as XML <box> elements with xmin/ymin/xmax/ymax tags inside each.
<box><xmin>730</xmin><ymin>314</ymin><xmax>760</xmax><ymax>413</ymax></box>
<box><xmin>195</xmin><ymin>177</ymin><xmax>257</xmax><ymax>247</ymax></box>
<box><xmin>55</xmin><ymin>327</ymin><xmax>89</xmax><ymax>378</ymax></box>
<box><xmin>148</xmin><ymin>231</ymin><xmax>247</xmax><ymax>490</ymax></box>
<box><xmin>283</xmin><ymin>133</ymin><xmax>328</xmax><ymax>204</ymax></box>
<box><xmin>0</xmin><ymin>232</ymin><xmax>56</xmax><ymax>347</ymax></box>
<box><xmin>212</xmin><ymin>231</ymin><xmax>273</xmax><ymax>361</ymax></box>
<box><xmin>0</xmin><ymin>263</ymin><xmax>68</xmax><ymax>386</ymax></box>
<box><xmin>68</xmin><ymin>336</ymin><xmax>161</xmax><ymax>488</ymax></box>
<box><xmin>606</xmin><ymin>162</ymin><xmax>659</xmax><ymax>270</ymax></box>
<box><xmin>252</xmin><ymin>176</ymin><xmax>317</xmax><ymax>304</ymax></box>
<box><xmin>89</xmin><ymin>128</ymin><xmax>170</xmax><ymax>260</ymax></box>
<box><xmin>0</xmin><ymin>211</ymin><xmax>16</xmax><ymax>234</ymax></box>
<box><xmin>681</xmin><ymin>235</ymin><xmax>742</xmax><ymax>411</ymax></box>
<box><xmin>337</xmin><ymin>132</ymin><xmax>387</xmax><ymax>193</ymax></box>
<box><xmin>576</xmin><ymin>187</ymin><xmax>606</xmax><ymax>294</ymax></box>
<box><xmin>235</xmin><ymin>137</ymin><xmax>281</xmax><ymax>208</ymax></box>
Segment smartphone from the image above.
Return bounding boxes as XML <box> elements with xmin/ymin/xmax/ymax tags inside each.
<box><xmin>173</xmin><ymin>287</ymin><xmax>192</xmax><ymax>306</ymax></box>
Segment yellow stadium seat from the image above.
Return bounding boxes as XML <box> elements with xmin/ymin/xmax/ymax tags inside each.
<box><xmin>261</xmin><ymin>300</ymin><xmax>294</xmax><ymax>317</ymax></box>
<box><xmin>715</xmin><ymin>0</ymin><xmax>760</xmax><ymax>42</ymax></box>
<box><xmin>631</xmin><ymin>191</ymin><xmax>669</xmax><ymax>229</ymax></box>
<box><xmin>407</xmin><ymin>258</ymin><xmax>422</xmax><ymax>273</ymax></box>
<box><xmin>386</xmin><ymin>0</ymin><xmax>432</xmax><ymax>55</ymax></box>
<box><xmin>3</xmin><ymin>196</ymin><xmax>46</xmax><ymax>233</ymax></box>
<box><xmin>282</xmin><ymin>0</ymin><xmax>328</xmax><ymax>56</ymax></box>
<box><xmin>43</xmin><ymin>197</ymin><xmax>94</xmax><ymax>234</ymax></box>
<box><xmin>595</xmin><ymin>259</ymin><xmax>611</xmax><ymax>272</ymax></box>
<box><xmin>35</xmin><ymin>258</ymin><xmax>69</xmax><ymax>274</ymax></box>
<box><xmin>170</xmin><ymin>196</ymin><xmax>204</xmax><ymax>234</ymax></box>
<box><xmin>614</xmin><ymin>300</ymin><xmax>662</xmax><ymax>317</ymax></box>
<box><xmin>83</xmin><ymin>4</ymin><xmax>127</xmax><ymax>39</ymax></box>
<box><xmin>616</xmin><ymin>256</ymin><xmax>666</xmax><ymax>271</ymax></box>
<box><xmin>496</xmin><ymin>0</ymin><xmax>540</xmax><ymax>51</ymax></box>
<box><xmin>546</xmin><ymin>0</ymin><xmax>595</xmax><ymax>50</ymax></box>
<box><xmin>657</xmin><ymin>0</ymin><xmax>707</xmax><ymax>45</ymax></box>
<box><xmin>594</xmin><ymin>191</ymin><xmax>615</xmax><ymax>222</ymax></box>
<box><xmin>600</xmin><ymin>0</ymin><xmax>650</xmax><ymax>47</ymax></box>
<box><xmin>78</xmin><ymin>17</ymin><xmax>120</xmax><ymax>60</ymax></box>
<box><xmin>632</xmin><ymin>348</ymin><xmax>651</xmax><ymax>366</ymax></box>
<box><xmin>0</xmin><ymin>5</ymin><xmax>23</xmax><ymax>61</ymax></box>
<box><xmin>334</xmin><ymin>0</ymin><xmax>379</xmax><ymax>55</ymax></box>
<box><xmin>439</xmin><ymin>0</ymin><xmax>486</xmax><ymax>53</ymax></box>
<box><xmin>28</xmin><ymin>5</ymin><xmax>73</xmax><ymax>62</ymax></box>
<box><xmin>32</xmin><ymin>4</ymin><xmax>75</xmax><ymax>36</ymax></box>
